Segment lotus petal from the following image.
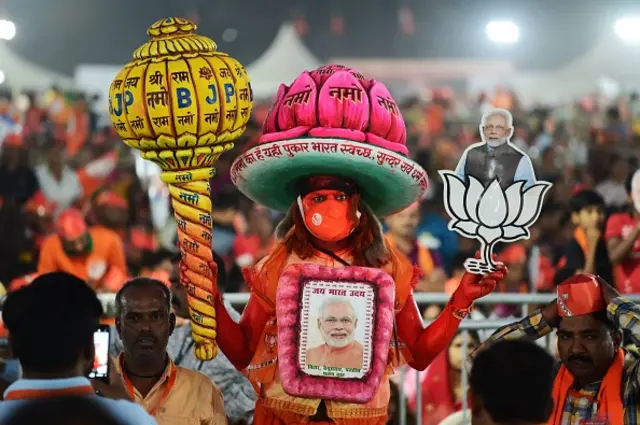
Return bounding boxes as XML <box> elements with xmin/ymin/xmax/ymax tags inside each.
<box><xmin>277</xmin><ymin>72</ymin><xmax>318</xmax><ymax>129</ymax></box>
<box><xmin>441</xmin><ymin>172</ymin><xmax>469</xmax><ymax>221</ymax></box>
<box><xmin>318</xmin><ymin>71</ymin><xmax>369</xmax><ymax>131</ymax></box>
<box><xmin>262</xmin><ymin>84</ymin><xmax>288</xmax><ymax>133</ymax></box>
<box><xmin>370</xmin><ymin>82</ymin><xmax>405</xmax><ymax>144</ymax></box>
<box><xmin>503</xmin><ymin>181</ymin><xmax>524</xmax><ymax>225</ymax></box>
<box><xmin>502</xmin><ymin>225</ymin><xmax>527</xmax><ymax>239</ymax></box>
<box><xmin>367</xmin><ymin>82</ymin><xmax>393</xmax><ymax>140</ymax></box>
<box><xmin>452</xmin><ymin>220</ymin><xmax>479</xmax><ymax>236</ymax></box>
<box><xmin>514</xmin><ymin>182</ymin><xmax>553</xmax><ymax>226</ymax></box>
<box><xmin>466</xmin><ymin>176</ymin><xmax>484</xmax><ymax>222</ymax></box>
<box><xmin>477</xmin><ymin>179</ymin><xmax>507</xmax><ymax>227</ymax></box>
<box><xmin>477</xmin><ymin>225</ymin><xmax>503</xmax><ymax>243</ymax></box>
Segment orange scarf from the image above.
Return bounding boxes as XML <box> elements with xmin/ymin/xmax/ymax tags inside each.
<box><xmin>547</xmin><ymin>349</ymin><xmax>625</xmax><ymax>425</ymax></box>
<box><xmin>556</xmin><ymin>228</ymin><xmax>588</xmax><ymax>271</ymax></box>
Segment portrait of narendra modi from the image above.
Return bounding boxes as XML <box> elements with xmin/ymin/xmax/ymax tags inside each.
<box><xmin>305</xmin><ymin>297</ymin><xmax>365</xmax><ymax>371</ymax></box>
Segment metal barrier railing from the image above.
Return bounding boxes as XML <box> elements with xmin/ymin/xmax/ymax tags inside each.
<box><xmin>220</xmin><ymin>293</ymin><xmax>640</xmax><ymax>425</ymax></box>
<box><xmin>94</xmin><ymin>292</ymin><xmax>640</xmax><ymax>306</ymax></box>
<box><xmin>95</xmin><ymin>292</ymin><xmax>640</xmax><ymax>425</ymax></box>
<box><xmin>221</xmin><ymin>292</ymin><xmax>640</xmax><ymax>305</ymax></box>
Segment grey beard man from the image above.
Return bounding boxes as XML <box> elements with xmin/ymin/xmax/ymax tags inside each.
<box><xmin>455</xmin><ymin>108</ymin><xmax>537</xmax><ymax>190</ymax></box>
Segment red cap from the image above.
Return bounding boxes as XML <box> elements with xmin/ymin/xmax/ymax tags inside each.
<box><xmin>557</xmin><ymin>273</ymin><xmax>607</xmax><ymax>317</ymax></box>
<box><xmin>10</xmin><ymin>273</ymin><xmax>40</xmax><ymax>291</ymax></box>
<box><xmin>3</xmin><ymin>133</ymin><xmax>24</xmax><ymax>148</ymax></box>
<box><xmin>95</xmin><ymin>191</ymin><xmax>128</xmax><ymax>209</ymax></box>
<box><xmin>130</xmin><ymin>228</ymin><xmax>157</xmax><ymax>251</ymax></box>
<box><xmin>55</xmin><ymin>209</ymin><xmax>88</xmax><ymax>241</ymax></box>
<box><xmin>25</xmin><ymin>191</ymin><xmax>57</xmax><ymax>216</ymax></box>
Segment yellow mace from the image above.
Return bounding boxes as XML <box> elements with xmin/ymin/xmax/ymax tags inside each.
<box><xmin>108</xmin><ymin>17</ymin><xmax>253</xmax><ymax>360</ymax></box>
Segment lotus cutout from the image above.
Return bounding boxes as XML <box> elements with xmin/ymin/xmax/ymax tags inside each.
<box><xmin>439</xmin><ymin>170</ymin><xmax>552</xmax><ymax>274</ymax></box>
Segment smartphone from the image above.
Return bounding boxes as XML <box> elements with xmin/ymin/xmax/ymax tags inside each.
<box><xmin>89</xmin><ymin>325</ymin><xmax>110</xmax><ymax>380</ymax></box>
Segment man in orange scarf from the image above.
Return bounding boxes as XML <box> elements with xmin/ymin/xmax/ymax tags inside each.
<box><xmin>470</xmin><ymin>273</ymin><xmax>637</xmax><ymax>424</ymax></box>
<box><xmin>38</xmin><ymin>208</ymin><xmax>127</xmax><ymax>292</ymax></box>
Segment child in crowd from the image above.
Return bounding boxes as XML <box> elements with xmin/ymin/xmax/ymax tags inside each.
<box><xmin>556</xmin><ymin>189</ymin><xmax>613</xmax><ymax>285</ymax></box>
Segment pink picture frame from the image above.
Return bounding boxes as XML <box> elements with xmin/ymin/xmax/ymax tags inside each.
<box><xmin>276</xmin><ymin>263</ymin><xmax>396</xmax><ymax>403</ymax></box>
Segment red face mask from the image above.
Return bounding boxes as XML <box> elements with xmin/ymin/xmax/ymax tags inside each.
<box><xmin>298</xmin><ymin>189</ymin><xmax>360</xmax><ymax>242</ymax></box>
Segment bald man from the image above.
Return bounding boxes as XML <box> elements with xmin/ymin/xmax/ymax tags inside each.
<box><xmin>305</xmin><ymin>298</ymin><xmax>364</xmax><ymax>370</ymax></box>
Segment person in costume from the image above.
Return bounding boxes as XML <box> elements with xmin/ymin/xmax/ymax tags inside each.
<box><xmin>469</xmin><ymin>273</ymin><xmax>640</xmax><ymax>425</ymax></box>
<box><xmin>181</xmin><ymin>65</ymin><xmax>506</xmax><ymax>425</ymax></box>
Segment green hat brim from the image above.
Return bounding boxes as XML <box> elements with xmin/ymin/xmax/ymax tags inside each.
<box><xmin>230</xmin><ymin>138</ymin><xmax>428</xmax><ymax>217</ymax></box>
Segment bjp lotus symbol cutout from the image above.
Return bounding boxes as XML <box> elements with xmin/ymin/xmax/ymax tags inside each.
<box><xmin>440</xmin><ymin>108</ymin><xmax>552</xmax><ymax>274</ymax></box>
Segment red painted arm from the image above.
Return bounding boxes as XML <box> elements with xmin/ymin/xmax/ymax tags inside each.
<box><xmin>396</xmin><ymin>295</ymin><xmax>462</xmax><ymax>371</ymax></box>
<box><xmin>213</xmin><ymin>293</ymin><xmax>270</xmax><ymax>371</ymax></box>
<box><xmin>396</xmin><ymin>266</ymin><xmax>507</xmax><ymax>371</ymax></box>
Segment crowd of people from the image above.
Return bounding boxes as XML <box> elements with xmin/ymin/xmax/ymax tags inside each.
<box><xmin>0</xmin><ymin>83</ymin><xmax>640</xmax><ymax>424</ymax></box>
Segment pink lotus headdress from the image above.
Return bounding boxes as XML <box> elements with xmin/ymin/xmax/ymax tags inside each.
<box><xmin>260</xmin><ymin>65</ymin><xmax>408</xmax><ymax>156</ymax></box>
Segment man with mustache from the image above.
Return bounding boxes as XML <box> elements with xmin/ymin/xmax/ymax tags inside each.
<box><xmin>469</xmin><ymin>273</ymin><xmax>640</xmax><ymax>424</ymax></box>
<box><xmin>306</xmin><ymin>298</ymin><xmax>363</xmax><ymax>370</ymax></box>
<box><xmin>115</xmin><ymin>278</ymin><xmax>226</xmax><ymax>425</ymax></box>
<box><xmin>455</xmin><ymin>109</ymin><xmax>536</xmax><ymax>190</ymax></box>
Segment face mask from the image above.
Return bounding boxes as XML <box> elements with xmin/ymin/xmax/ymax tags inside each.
<box><xmin>298</xmin><ymin>189</ymin><xmax>360</xmax><ymax>242</ymax></box>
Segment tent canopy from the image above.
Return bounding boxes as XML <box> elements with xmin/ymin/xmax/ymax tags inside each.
<box><xmin>328</xmin><ymin>58</ymin><xmax>516</xmax><ymax>82</ymax></box>
<box><xmin>0</xmin><ymin>41</ymin><xmax>72</xmax><ymax>90</ymax></box>
<box><xmin>247</xmin><ymin>23</ymin><xmax>321</xmax><ymax>99</ymax></box>
<box><xmin>558</xmin><ymin>33</ymin><xmax>640</xmax><ymax>81</ymax></box>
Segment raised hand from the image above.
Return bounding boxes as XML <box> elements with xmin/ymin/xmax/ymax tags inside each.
<box><xmin>451</xmin><ymin>264</ymin><xmax>508</xmax><ymax>310</ymax></box>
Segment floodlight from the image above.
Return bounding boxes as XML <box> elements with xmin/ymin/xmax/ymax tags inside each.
<box><xmin>486</xmin><ymin>20</ymin><xmax>519</xmax><ymax>44</ymax></box>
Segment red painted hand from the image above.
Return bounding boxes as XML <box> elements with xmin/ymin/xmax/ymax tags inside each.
<box><xmin>451</xmin><ymin>264</ymin><xmax>508</xmax><ymax>309</ymax></box>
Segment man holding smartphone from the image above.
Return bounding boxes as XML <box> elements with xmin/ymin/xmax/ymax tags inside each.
<box><xmin>0</xmin><ymin>272</ymin><xmax>156</xmax><ymax>424</ymax></box>
<box><xmin>114</xmin><ymin>277</ymin><xmax>226</xmax><ymax>425</ymax></box>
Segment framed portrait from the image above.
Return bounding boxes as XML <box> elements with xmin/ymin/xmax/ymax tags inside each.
<box><xmin>276</xmin><ymin>264</ymin><xmax>395</xmax><ymax>404</ymax></box>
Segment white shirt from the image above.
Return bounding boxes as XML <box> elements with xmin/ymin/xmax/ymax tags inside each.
<box><xmin>595</xmin><ymin>179</ymin><xmax>628</xmax><ymax>208</ymax></box>
<box><xmin>35</xmin><ymin>164</ymin><xmax>83</xmax><ymax>213</ymax></box>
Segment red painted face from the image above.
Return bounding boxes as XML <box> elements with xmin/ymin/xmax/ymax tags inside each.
<box><xmin>298</xmin><ymin>189</ymin><xmax>360</xmax><ymax>242</ymax></box>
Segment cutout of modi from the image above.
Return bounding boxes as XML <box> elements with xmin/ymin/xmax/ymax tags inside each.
<box><xmin>306</xmin><ymin>297</ymin><xmax>364</xmax><ymax>370</ymax></box>
<box><xmin>455</xmin><ymin>108</ymin><xmax>536</xmax><ymax>190</ymax></box>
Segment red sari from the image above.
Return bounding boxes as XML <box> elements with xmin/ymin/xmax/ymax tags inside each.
<box><xmin>409</xmin><ymin>350</ymin><xmax>465</xmax><ymax>425</ymax></box>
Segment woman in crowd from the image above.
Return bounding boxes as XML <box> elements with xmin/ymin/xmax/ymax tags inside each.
<box><xmin>407</xmin><ymin>331</ymin><xmax>480</xmax><ymax>425</ymax></box>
